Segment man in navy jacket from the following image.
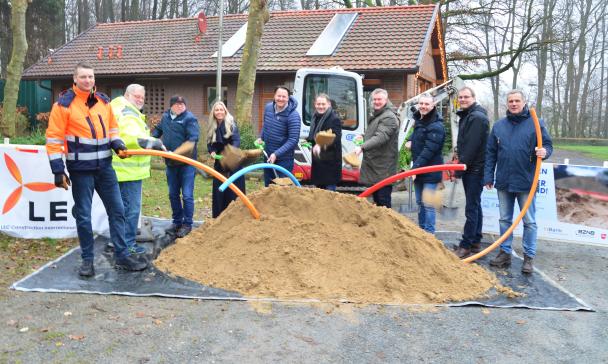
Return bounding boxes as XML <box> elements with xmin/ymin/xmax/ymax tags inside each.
<box><xmin>152</xmin><ymin>95</ymin><xmax>200</xmax><ymax>238</ymax></box>
<box><xmin>484</xmin><ymin>90</ymin><xmax>552</xmax><ymax>273</ymax></box>
<box><xmin>258</xmin><ymin>86</ymin><xmax>301</xmax><ymax>186</ymax></box>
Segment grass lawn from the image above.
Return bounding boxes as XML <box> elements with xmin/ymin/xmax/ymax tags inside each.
<box><xmin>0</xmin><ymin>160</ymin><xmax>263</xmax><ymax>288</ymax></box>
<box><xmin>554</xmin><ymin>144</ymin><xmax>608</xmax><ymax>161</ymax></box>
<box><xmin>142</xmin><ymin>158</ymin><xmax>264</xmax><ymax>221</ymax></box>
<box><xmin>0</xmin><ymin>234</ymin><xmax>73</xmax><ymax>294</ymax></box>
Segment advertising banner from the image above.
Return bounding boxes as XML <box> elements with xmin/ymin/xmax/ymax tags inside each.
<box><xmin>0</xmin><ymin>144</ymin><xmax>108</xmax><ymax>239</ymax></box>
<box><xmin>482</xmin><ymin>163</ymin><xmax>608</xmax><ymax>246</ymax></box>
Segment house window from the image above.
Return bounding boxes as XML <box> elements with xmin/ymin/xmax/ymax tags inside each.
<box><xmin>207</xmin><ymin>87</ymin><xmax>228</xmax><ymax>112</ymax></box>
<box><xmin>110</xmin><ymin>88</ymin><xmax>123</xmax><ymax>99</ymax></box>
<box><xmin>143</xmin><ymin>83</ymin><xmax>165</xmax><ymax>116</ymax></box>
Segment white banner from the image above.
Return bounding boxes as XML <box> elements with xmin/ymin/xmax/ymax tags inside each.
<box><xmin>482</xmin><ymin>162</ymin><xmax>608</xmax><ymax>246</ymax></box>
<box><xmin>0</xmin><ymin>144</ymin><xmax>108</xmax><ymax>239</ymax></box>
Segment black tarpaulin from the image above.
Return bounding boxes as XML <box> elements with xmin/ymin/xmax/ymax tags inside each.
<box><xmin>11</xmin><ymin>219</ymin><xmax>593</xmax><ymax>311</ymax></box>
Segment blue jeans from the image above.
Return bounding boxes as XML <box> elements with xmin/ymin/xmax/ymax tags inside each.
<box><xmin>70</xmin><ymin>166</ymin><xmax>128</xmax><ymax>261</ymax></box>
<box><xmin>264</xmin><ymin>159</ymin><xmax>294</xmax><ymax>187</ymax></box>
<box><xmin>497</xmin><ymin>189</ymin><xmax>537</xmax><ymax>257</ymax></box>
<box><xmin>166</xmin><ymin>165</ymin><xmax>196</xmax><ymax>227</ymax></box>
<box><xmin>119</xmin><ymin>180</ymin><xmax>142</xmax><ymax>249</ymax></box>
<box><xmin>372</xmin><ymin>185</ymin><xmax>392</xmax><ymax>208</ymax></box>
<box><xmin>414</xmin><ymin>180</ymin><xmax>437</xmax><ymax>233</ymax></box>
<box><xmin>461</xmin><ymin>173</ymin><xmax>484</xmax><ymax>247</ymax></box>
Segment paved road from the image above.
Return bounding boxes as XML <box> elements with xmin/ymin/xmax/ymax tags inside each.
<box><xmin>0</xmin><ymin>148</ymin><xmax>606</xmax><ymax>363</ymax></box>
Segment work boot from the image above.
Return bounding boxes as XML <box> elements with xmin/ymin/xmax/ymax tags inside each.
<box><xmin>165</xmin><ymin>224</ymin><xmax>181</xmax><ymax>236</ymax></box>
<box><xmin>470</xmin><ymin>242</ymin><xmax>482</xmax><ymax>253</ymax></box>
<box><xmin>104</xmin><ymin>242</ymin><xmax>114</xmax><ymax>253</ymax></box>
<box><xmin>489</xmin><ymin>250</ymin><xmax>512</xmax><ymax>268</ymax></box>
<box><xmin>522</xmin><ymin>255</ymin><xmax>534</xmax><ymax>274</ymax></box>
<box><xmin>79</xmin><ymin>260</ymin><xmax>95</xmax><ymax>277</ymax></box>
<box><xmin>454</xmin><ymin>246</ymin><xmax>472</xmax><ymax>259</ymax></box>
<box><xmin>115</xmin><ymin>255</ymin><xmax>148</xmax><ymax>271</ymax></box>
<box><xmin>176</xmin><ymin>225</ymin><xmax>192</xmax><ymax>238</ymax></box>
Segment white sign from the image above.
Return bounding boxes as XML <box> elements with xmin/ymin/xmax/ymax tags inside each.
<box><xmin>482</xmin><ymin>163</ymin><xmax>608</xmax><ymax>246</ymax></box>
<box><xmin>0</xmin><ymin>144</ymin><xmax>108</xmax><ymax>239</ymax></box>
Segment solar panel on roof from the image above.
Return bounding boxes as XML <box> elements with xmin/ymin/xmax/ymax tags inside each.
<box><xmin>212</xmin><ymin>22</ymin><xmax>248</xmax><ymax>58</ymax></box>
<box><xmin>306</xmin><ymin>13</ymin><xmax>358</xmax><ymax>56</ymax></box>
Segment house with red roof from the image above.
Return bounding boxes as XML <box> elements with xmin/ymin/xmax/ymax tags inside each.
<box><xmin>22</xmin><ymin>5</ymin><xmax>447</xmax><ymax>130</ymax></box>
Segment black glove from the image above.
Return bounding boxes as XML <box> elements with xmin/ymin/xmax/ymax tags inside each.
<box><xmin>114</xmin><ymin>142</ymin><xmax>128</xmax><ymax>159</ymax></box>
<box><xmin>54</xmin><ymin>173</ymin><xmax>71</xmax><ymax>190</ymax></box>
<box><xmin>137</xmin><ymin>137</ymin><xmax>165</xmax><ymax>151</ymax></box>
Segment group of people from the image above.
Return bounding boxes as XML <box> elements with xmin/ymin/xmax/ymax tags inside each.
<box><xmin>412</xmin><ymin>87</ymin><xmax>552</xmax><ymax>274</ymax></box>
<box><xmin>46</xmin><ymin>62</ymin><xmax>552</xmax><ymax>278</ymax></box>
<box><xmin>351</xmin><ymin>86</ymin><xmax>552</xmax><ymax>274</ymax></box>
<box><xmin>46</xmin><ymin>62</ymin><xmax>202</xmax><ymax>276</ymax></box>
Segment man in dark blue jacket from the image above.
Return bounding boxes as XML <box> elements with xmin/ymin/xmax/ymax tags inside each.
<box><xmin>453</xmin><ymin>87</ymin><xmax>490</xmax><ymax>258</ymax></box>
<box><xmin>152</xmin><ymin>95</ymin><xmax>200</xmax><ymax>238</ymax></box>
<box><xmin>405</xmin><ymin>94</ymin><xmax>445</xmax><ymax>233</ymax></box>
<box><xmin>484</xmin><ymin>90</ymin><xmax>552</xmax><ymax>273</ymax></box>
<box><xmin>258</xmin><ymin>86</ymin><xmax>301</xmax><ymax>186</ymax></box>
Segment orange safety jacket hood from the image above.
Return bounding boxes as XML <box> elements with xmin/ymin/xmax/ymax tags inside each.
<box><xmin>46</xmin><ymin>85</ymin><xmax>124</xmax><ymax>174</ymax></box>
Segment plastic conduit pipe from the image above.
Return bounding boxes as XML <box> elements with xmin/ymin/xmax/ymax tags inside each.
<box><xmin>463</xmin><ymin>107</ymin><xmax>543</xmax><ymax>263</ymax></box>
<box><xmin>358</xmin><ymin>164</ymin><xmax>467</xmax><ymax>198</ymax></box>
<box><xmin>219</xmin><ymin>163</ymin><xmax>301</xmax><ymax>192</ymax></box>
<box><xmin>121</xmin><ymin>149</ymin><xmax>260</xmax><ymax>220</ymax></box>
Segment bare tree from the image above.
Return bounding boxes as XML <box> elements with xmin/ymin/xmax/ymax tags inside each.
<box><xmin>235</xmin><ymin>0</ymin><xmax>270</xmax><ymax>128</ymax></box>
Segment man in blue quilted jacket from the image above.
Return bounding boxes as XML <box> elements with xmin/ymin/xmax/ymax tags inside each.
<box><xmin>484</xmin><ymin>90</ymin><xmax>552</xmax><ymax>274</ymax></box>
<box><xmin>258</xmin><ymin>86</ymin><xmax>301</xmax><ymax>186</ymax></box>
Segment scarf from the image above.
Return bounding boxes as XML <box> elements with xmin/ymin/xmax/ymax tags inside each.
<box><xmin>308</xmin><ymin>107</ymin><xmax>333</xmax><ymax>142</ymax></box>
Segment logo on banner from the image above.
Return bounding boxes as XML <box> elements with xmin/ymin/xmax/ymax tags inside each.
<box><xmin>575</xmin><ymin>229</ymin><xmax>595</xmax><ymax>237</ymax></box>
<box><xmin>2</xmin><ymin>153</ymin><xmax>56</xmax><ymax>215</ymax></box>
<box><xmin>602</xmin><ymin>233</ymin><xmax>606</xmax><ymax>240</ymax></box>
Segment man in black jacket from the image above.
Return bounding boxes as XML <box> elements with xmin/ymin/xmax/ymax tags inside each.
<box><xmin>453</xmin><ymin>87</ymin><xmax>490</xmax><ymax>258</ymax></box>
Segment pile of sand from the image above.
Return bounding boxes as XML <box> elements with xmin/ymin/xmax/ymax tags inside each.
<box><xmin>155</xmin><ymin>186</ymin><xmax>500</xmax><ymax>304</ymax></box>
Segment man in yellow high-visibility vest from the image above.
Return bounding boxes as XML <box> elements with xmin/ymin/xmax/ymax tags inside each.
<box><xmin>111</xmin><ymin>84</ymin><xmax>163</xmax><ymax>255</ymax></box>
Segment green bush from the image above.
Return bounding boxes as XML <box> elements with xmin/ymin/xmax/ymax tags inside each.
<box><xmin>398</xmin><ymin>126</ymin><xmax>414</xmax><ymax>170</ymax></box>
<box><xmin>239</xmin><ymin>121</ymin><xmax>257</xmax><ymax>151</ymax></box>
<box><xmin>8</xmin><ymin>127</ymin><xmax>46</xmax><ymax>145</ymax></box>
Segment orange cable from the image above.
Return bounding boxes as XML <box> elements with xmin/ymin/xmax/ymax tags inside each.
<box><xmin>122</xmin><ymin>149</ymin><xmax>260</xmax><ymax>220</ymax></box>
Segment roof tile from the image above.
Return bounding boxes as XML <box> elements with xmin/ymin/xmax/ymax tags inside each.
<box><xmin>23</xmin><ymin>5</ymin><xmax>437</xmax><ymax>78</ymax></box>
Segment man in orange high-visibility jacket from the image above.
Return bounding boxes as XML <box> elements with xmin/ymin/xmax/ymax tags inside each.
<box><xmin>46</xmin><ymin>62</ymin><xmax>148</xmax><ymax>277</ymax></box>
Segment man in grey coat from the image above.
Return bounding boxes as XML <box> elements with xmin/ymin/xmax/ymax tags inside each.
<box><xmin>355</xmin><ymin>88</ymin><xmax>399</xmax><ymax>208</ymax></box>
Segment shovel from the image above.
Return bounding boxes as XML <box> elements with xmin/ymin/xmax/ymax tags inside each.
<box><xmin>441</xmin><ymin>179</ymin><xmax>459</xmax><ymax>218</ymax></box>
<box><xmin>255</xmin><ymin>141</ymin><xmax>293</xmax><ymax>186</ymax></box>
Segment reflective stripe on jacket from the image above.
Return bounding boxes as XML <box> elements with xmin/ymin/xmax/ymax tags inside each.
<box><xmin>110</xmin><ymin>96</ymin><xmax>151</xmax><ymax>182</ymax></box>
<box><xmin>46</xmin><ymin>86</ymin><xmax>122</xmax><ymax>174</ymax></box>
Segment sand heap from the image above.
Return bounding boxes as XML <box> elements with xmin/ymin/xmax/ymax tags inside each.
<box><xmin>155</xmin><ymin>186</ymin><xmax>500</xmax><ymax>304</ymax></box>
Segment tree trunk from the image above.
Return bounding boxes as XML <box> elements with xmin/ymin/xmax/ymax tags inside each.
<box><xmin>130</xmin><ymin>0</ymin><xmax>140</xmax><ymax>20</ymax></box>
<box><xmin>121</xmin><ymin>0</ymin><xmax>127</xmax><ymax>21</ymax></box>
<box><xmin>1</xmin><ymin>0</ymin><xmax>28</xmax><ymax>138</ymax></box>
<box><xmin>159</xmin><ymin>0</ymin><xmax>168</xmax><ymax>19</ymax></box>
<box><xmin>94</xmin><ymin>0</ymin><xmax>102</xmax><ymax>22</ymax></box>
<box><xmin>234</xmin><ymin>0</ymin><xmax>269</xmax><ymax>129</ymax></box>
<box><xmin>152</xmin><ymin>0</ymin><xmax>158</xmax><ymax>19</ymax></box>
<box><xmin>78</xmin><ymin>0</ymin><xmax>90</xmax><ymax>33</ymax></box>
<box><xmin>536</xmin><ymin>0</ymin><xmax>556</xmax><ymax>118</ymax></box>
